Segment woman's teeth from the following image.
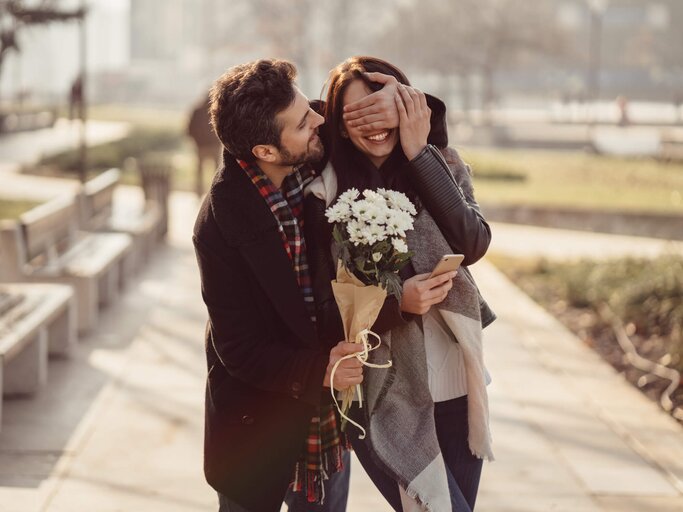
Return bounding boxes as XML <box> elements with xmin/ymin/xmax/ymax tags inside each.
<box><xmin>366</xmin><ymin>131</ymin><xmax>389</xmax><ymax>142</ymax></box>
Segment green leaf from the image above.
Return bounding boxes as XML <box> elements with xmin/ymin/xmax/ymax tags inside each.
<box><xmin>354</xmin><ymin>255</ymin><xmax>368</xmax><ymax>270</ymax></box>
<box><xmin>332</xmin><ymin>224</ymin><xmax>345</xmax><ymax>244</ymax></box>
<box><xmin>382</xmin><ymin>272</ymin><xmax>404</xmax><ymax>302</ymax></box>
<box><xmin>372</xmin><ymin>241</ymin><xmax>391</xmax><ymax>254</ymax></box>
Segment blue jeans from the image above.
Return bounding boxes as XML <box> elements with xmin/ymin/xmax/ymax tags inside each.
<box><xmin>217</xmin><ymin>450</ymin><xmax>351</xmax><ymax>512</ymax></box>
<box><xmin>349</xmin><ymin>395</ymin><xmax>483</xmax><ymax>512</ymax></box>
<box><xmin>284</xmin><ymin>449</ymin><xmax>351</xmax><ymax>511</ymax></box>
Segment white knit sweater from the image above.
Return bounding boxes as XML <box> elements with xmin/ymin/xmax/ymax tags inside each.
<box><xmin>423</xmin><ymin>308</ymin><xmax>468</xmax><ymax>402</ymax></box>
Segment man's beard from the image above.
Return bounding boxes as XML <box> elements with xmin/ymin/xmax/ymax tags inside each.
<box><xmin>278</xmin><ymin>135</ymin><xmax>324</xmax><ymax>167</ymax></box>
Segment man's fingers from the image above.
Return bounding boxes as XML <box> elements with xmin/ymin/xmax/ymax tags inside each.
<box><xmin>335</xmin><ymin>375</ymin><xmax>363</xmax><ymax>390</ymax></box>
<box><xmin>334</xmin><ymin>341</ymin><xmax>365</xmax><ymax>356</ymax></box>
<box><xmin>332</xmin><ymin>366</ymin><xmax>364</xmax><ymax>389</ymax></box>
<box><xmin>337</xmin><ymin>365</ymin><xmax>363</xmax><ymax>377</ymax></box>
<box><xmin>343</xmin><ymin>104</ymin><xmax>380</xmax><ymax>122</ymax></box>
<box><xmin>362</xmin><ymin>72</ymin><xmax>398</xmax><ymax>85</ymax></box>
<box><xmin>339</xmin><ymin>357</ymin><xmax>363</xmax><ymax>369</ymax></box>
<box><xmin>357</xmin><ymin>120</ymin><xmax>391</xmax><ymax>132</ymax></box>
<box><xmin>341</xmin><ymin>342</ymin><xmax>365</xmax><ymax>355</ymax></box>
<box><xmin>344</xmin><ymin>92</ymin><xmax>381</xmax><ymax>113</ymax></box>
<box><xmin>348</xmin><ymin>113</ymin><xmax>385</xmax><ymax>128</ymax></box>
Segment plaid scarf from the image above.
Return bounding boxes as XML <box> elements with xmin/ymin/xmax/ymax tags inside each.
<box><xmin>238</xmin><ymin>159</ymin><xmax>346</xmax><ymax>504</ymax></box>
<box><xmin>238</xmin><ymin>159</ymin><xmax>316</xmax><ymax>321</ymax></box>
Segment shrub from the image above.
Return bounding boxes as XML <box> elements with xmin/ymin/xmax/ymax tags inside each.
<box><xmin>494</xmin><ymin>254</ymin><xmax>683</xmax><ymax>371</ymax></box>
<box><xmin>38</xmin><ymin>127</ymin><xmax>185</xmax><ymax>175</ymax></box>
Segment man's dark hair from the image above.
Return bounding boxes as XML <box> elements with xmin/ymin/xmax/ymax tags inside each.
<box><xmin>209</xmin><ymin>59</ymin><xmax>297</xmax><ymax>162</ymax></box>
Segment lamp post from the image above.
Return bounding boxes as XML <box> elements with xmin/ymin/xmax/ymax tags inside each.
<box><xmin>77</xmin><ymin>0</ymin><xmax>87</xmax><ymax>183</ymax></box>
<box><xmin>587</xmin><ymin>0</ymin><xmax>607</xmax><ymax>120</ymax></box>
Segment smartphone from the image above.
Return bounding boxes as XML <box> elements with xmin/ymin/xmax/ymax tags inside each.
<box><xmin>428</xmin><ymin>254</ymin><xmax>464</xmax><ymax>279</ymax></box>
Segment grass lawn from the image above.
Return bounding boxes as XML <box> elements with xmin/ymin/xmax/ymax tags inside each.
<box><xmin>33</xmin><ymin>103</ymin><xmax>683</xmax><ymax>208</ymax></box>
<box><xmin>87</xmin><ymin>104</ymin><xmax>187</xmax><ymax>131</ymax></box>
<box><xmin>0</xmin><ymin>199</ymin><xmax>40</xmax><ymax>220</ymax></box>
<box><xmin>460</xmin><ymin>148</ymin><xmax>683</xmax><ymax>214</ymax></box>
<box><xmin>30</xmin><ymin>103</ymin><xmax>205</xmax><ymax>192</ymax></box>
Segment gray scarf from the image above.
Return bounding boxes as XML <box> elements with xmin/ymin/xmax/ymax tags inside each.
<box><xmin>361</xmin><ymin>208</ymin><xmax>494</xmax><ymax>511</ymax></box>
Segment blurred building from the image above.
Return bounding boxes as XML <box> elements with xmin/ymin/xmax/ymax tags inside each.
<box><xmin>555</xmin><ymin>0</ymin><xmax>683</xmax><ymax>100</ymax></box>
<box><xmin>127</xmin><ymin>0</ymin><xmax>267</xmax><ymax>105</ymax></box>
<box><xmin>0</xmin><ymin>0</ymin><xmax>129</xmax><ymax>107</ymax></box>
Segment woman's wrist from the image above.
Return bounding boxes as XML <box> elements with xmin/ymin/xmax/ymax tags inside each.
<box><xmin>406</xmin><ymin>143</ymin><xmax>431</xmax><ymax>162</ymax></box>
<box><xmin>404</xmin><ymin>141</ymin><xmax>428</xmax><ymax>161</ymax></box>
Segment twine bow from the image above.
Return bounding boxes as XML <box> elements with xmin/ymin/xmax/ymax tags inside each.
<box><xmin>329</xmin><ymin>328</ymin><xmax>392</xmax><ymax>439</ymax></box>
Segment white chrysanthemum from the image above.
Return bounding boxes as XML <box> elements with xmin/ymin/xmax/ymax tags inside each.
<box><xmin>385</xmin><ymin>209</ymin><xmax>414</xmax><ymax>237</ymax></box>
<box><xmin>365</xmin><ymin>223</ymin><xmax>387</xmax><ymax>244</ymax></box>
<box><xmin>338</xmin><ymin>188</ymin><xmax>360</xmax><ymax>206</ymax></box>
<box><xmin>377</xmin><ymin>209</ymin><xmax>394</xmax><ymax>226</ymax></box>
<box><xmin>362</xmin><ymin>189</ymin><xmax>387</xmax><ymax>206</ymax></box>
<box><xmin>325</xmin><ymin>201</ymin><xmax>352</xmax><ymax>223</ymax></box>
<box><xmin>384</xmin><ymin>190</ymin><xmax>416</xmax><ymax>215</ymax></box>
<box><xmin>392</xmin><ymin>237</ymin><xmax>408</xmax><ymax>253</ymax></box>
<box><xmin>350</xmin><ymin>199</ymin><xmax>370</xmax><ymax>220</ymax></box>
<box><xmin>350</xmin><ymin>200</ymin><xmax>383</xmax><ymax>225</ymax></box>
<box><xmin>346</xmin><ymin>219</ymin><xmax>368</xmax><ymax>246</ymax></box>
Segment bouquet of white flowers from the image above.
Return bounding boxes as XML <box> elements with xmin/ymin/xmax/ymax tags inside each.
<box><xmin>325</xmin><ymin>188</ymin><xmax>416</xmax><ymax>436</ymax></box>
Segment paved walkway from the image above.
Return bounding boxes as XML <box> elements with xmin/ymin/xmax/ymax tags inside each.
<box><xmin>1</xmin><ymin>184</ymin><xmax>682</xmax><ymax>511</ymax></box>
<box><xmin>0</xmin><ymin>119</ymin><xmax>130</xmax><ymax>167</ymax></box>
<box><xmin>489</xmin><ymin>221</ymin><xmax>683</xmax><ymax>260</ymax></box>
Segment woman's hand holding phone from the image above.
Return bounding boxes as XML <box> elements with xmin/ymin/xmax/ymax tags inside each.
<box><xmin>400</xmin><ymin>254</ymin><xmax>463</xmax><ymax>315</ymax></box>
<box><xmin>400</xmin><ymin>271</ymin><xmax>457</xmax><ymax>315</ymax></box>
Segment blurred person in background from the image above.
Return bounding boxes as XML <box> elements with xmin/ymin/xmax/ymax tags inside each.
<box><xmin>187</xmin><ymin>93</ymin><xmax>223</xmax><ymax>197</ymax></box>
<box><xmin>68</xmin><ymin>74</ymin><xmax>83</xmax><ymax>121</ymax></box>
<box><xmin>616</xmin><ymin>95</ymin><xmax>630</xmax><ymax>127</ymax></box>
<box><xmin>305</xmin><ymin>56</ymin><xmax>496</xmax><ymax>512</ymax></box>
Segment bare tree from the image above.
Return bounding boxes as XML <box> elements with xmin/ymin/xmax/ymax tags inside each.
<box><xmin>373</xmin><ymin>0</ymin><xmax>569</xmax><ymax>120</ymax></box>
<box><xmin>247</xmin><ymin>0</ymin><xmax>317</xmax><ymax>89</ymax></box>
<box><xmin>0</xmin><ymin>0</ymin><xmax>85</xmax><ymax>80</ymax></box>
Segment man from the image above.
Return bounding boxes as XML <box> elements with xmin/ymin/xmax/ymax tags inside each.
<box><xmin>193</xmin><ymin>59</ymin><xmax>397</xmax><ymax>512</ymax></box>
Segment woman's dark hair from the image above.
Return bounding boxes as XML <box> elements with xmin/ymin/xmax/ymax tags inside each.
<box><xmin>323</xmin><ymin>56</ymin><xmax>412</xmax><ymax>200</ymax></box>
<box><xmin>209</xmin><ymin>59</ymin><xmax>297</xmax><ymax>162</ymax></box>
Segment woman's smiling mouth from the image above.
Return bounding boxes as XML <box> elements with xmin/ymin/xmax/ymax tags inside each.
<box><xmin>365</xmin><ymin>130</ymin><xmax>391</xmax><ymax>143</ymax></box>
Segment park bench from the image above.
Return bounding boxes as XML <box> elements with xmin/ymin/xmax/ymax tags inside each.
<box><xmin>137</xmin><ymin>155</ymin><xmax>172</xmax><ymax>240</ymax></box>
<box><xmin>0</xmin><ymin>283</ymin><xmax>75</xmax><ymax>432</ymax></box>
<box><xmin>79</xmin><ymin>168</ymin><xmax>162</xmax><ymax>276</ymax></box>
<box><xmin>659</xmin><ymin>131</ymin><xmax>683</xmax><ymax>163</ymax></box>
<box><xmin>0</xmin><ymin>194</ymin><xmax>132</xmax><ymax>333</ymax></box>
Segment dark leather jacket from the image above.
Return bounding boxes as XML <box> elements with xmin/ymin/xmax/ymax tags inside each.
<box><xmin>304</xmin><ymin>143</ymin><xmax>496</xmax><ymax>346</ymax></box>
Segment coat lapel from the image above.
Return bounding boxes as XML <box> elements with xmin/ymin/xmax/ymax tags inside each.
<box><xmin>210</xmin><ymin>156</ymin><xmax>317</xmax><ymax>346</ymax></box>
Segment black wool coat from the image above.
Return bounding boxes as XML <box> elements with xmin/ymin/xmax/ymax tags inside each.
<box><xmin>192</xmin><ymin>152</ymin><xmax>329</xmax><ymax>512</ymax></box>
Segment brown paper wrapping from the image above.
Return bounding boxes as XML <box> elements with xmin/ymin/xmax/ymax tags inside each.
<box><xmin>331</xmin><ymin>263</ymin><xmax>388</xmax><ymax>427</ymax></box>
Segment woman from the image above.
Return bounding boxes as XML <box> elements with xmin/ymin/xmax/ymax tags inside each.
<box><xmin>304</xmin><ymin>57</ymin><xmax>495</xmax><ymax>511</ymax></box>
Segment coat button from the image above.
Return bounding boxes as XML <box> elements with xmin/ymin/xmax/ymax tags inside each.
<box><xmin>291</xmin><ymin>382</ymin><xmax>303</xmax><ymax>393</ymax></box>
<box><xmin>241</xmin><ymin>415</ymin><xmax>254</xmax><ymax>425</ymax></box>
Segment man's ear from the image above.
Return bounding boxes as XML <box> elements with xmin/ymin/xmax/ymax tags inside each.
<box><xmin>252</xmin><ymin>144</ymin><xmax>278</xmax><ymax>162</ymax></box>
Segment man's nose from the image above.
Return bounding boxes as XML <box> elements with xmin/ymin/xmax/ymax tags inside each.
<box><xmin>312</xmin><ymin>110</ymin><xmax>324</xmax><ymax>127</ymax></box>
